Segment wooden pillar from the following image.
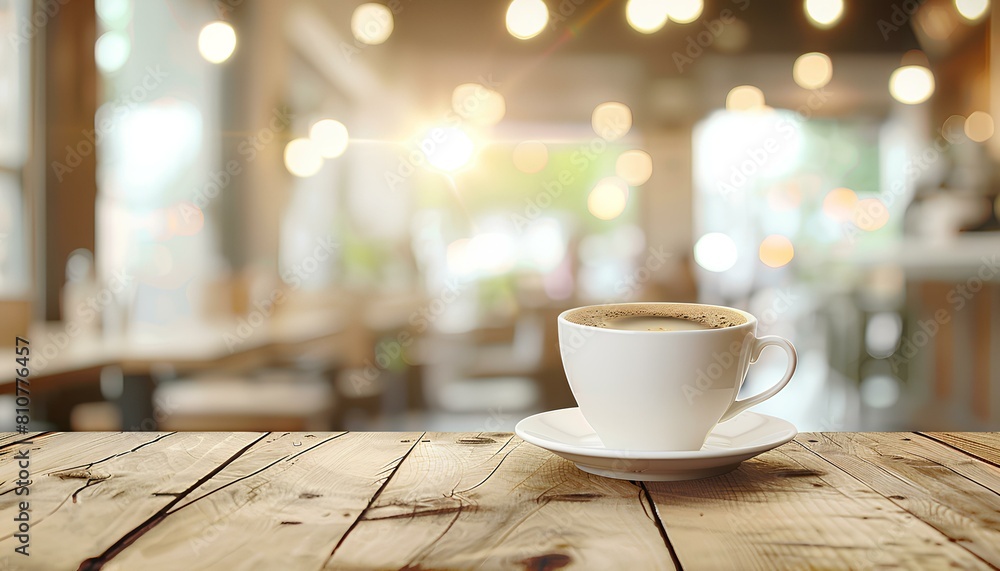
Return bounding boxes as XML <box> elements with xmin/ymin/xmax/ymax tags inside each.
<box><xmin>43</xmin><ymin>0</ymin><xmax>98</xmax><ymax>320</ymax></box>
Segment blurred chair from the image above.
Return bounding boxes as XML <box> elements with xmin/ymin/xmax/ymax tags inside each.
<box><xmin>154</xmin><ymin>368</ymin><xmax>335</xmax><ymax>431</ymax></box>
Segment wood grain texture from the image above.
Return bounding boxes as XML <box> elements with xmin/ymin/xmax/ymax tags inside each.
<box><xmin>102</xmin><ymin>431</ymin><xmax>421</xmax><ymax>571</ymax></box>
<box><xmin>0</xmin><ymin>432</ymin><xmax>263</xmax><ymax>570</ymax></box>
<box><xmin>922</xmin><ymin>432</ymin><xmax>1000</xmax><ymax>467</ymax></box>
<box><xmin>799</xmin><ymin>432</ymin><xmax>1000</xmax><ymax>567</ymax></box>
<box><xmin>645</xmin><ymin>435</ymin><xmax>989</xmax><ymax>570</ymax></box>
<box><xmin>328</xmin><ymin>433</ymin><xmax>676</xmax><ymax>570</ymax></box>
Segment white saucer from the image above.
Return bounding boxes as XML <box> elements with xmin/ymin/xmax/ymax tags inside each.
<box><xmin>514</xmin><ymin>408</ymin><xmax>797</xmax><ymax>481</ymax></box>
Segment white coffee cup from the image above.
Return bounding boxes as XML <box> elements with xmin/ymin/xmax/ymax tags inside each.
<box><xmin>558</xmin><ymin>302</ymin><xmax>797</xmax><ymax>451</ymax></box>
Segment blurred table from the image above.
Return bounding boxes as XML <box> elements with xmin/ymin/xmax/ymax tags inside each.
<box><xmin>2</xmin><ymin>431</ymin><xmax>998</xmax><ymax>569</ymax></box>
<box><xmin>0</xmin><ymin>308</ymin><xmax>346</xmax><ymax>429</ymax></box>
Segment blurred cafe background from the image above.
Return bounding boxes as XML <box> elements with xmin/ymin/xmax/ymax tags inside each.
<box><xmin>1</xmin><ymin>0</ymin><xmax>1000</xmax><ymax>433</ymax></box>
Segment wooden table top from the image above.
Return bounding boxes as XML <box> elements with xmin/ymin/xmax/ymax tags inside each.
<box><xmin>1</xmin><ymin>431</ymin><xmax>998</xmax><ymax>570</ymax></box>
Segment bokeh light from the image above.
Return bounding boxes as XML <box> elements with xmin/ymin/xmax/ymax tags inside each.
<box><xmin>615</xmin><ymin>150</ymin><xmax>653</xmax><ymax>186</ymax></box>
<box><xmin>626</xmin><ymin>0</ymin><xmax>670</xmax><ymax>33</ymax></box>
<box><xmin>452</xmin><ymin>83</ymin><xmax>506</xmax><ymax>126</ymax></box>
<box><xmin>592</xmin><ymin>102</ymin><xmax>633</xmax><ymax>141</ymax></box>
<box><xmin>955</xmin><ymin>0</ymin><xmax>989</xmax><ymax>21</ymax></box>
<box><xmin>351</xmin><ymin>3</ymin><xmax>394</xmax><ymax>45</ymax></box>
<box><xmin>198</xmin><ymin>21</ymin><xmax>237</xmax><ymax>64</ymax></box>
<box><xmin>694</xmin><ymin>232</ymin><xmax>738</xmax><ymax>272</ymax></box>
<box><xmin>96</xmin><ymin>0</ymin><xmax>130</xmax><ymax>26</ymax></box>
<box><xmin>822</xmin><ymin>187</ymin><xmax>858</xmax><ymax>221</ymax></box>
<box><xmin>725</xmin><ymin>85</ymin><xmax>765</xmax><ymax>111</ymax></box>
<box><xmin>759</xmin><ymin>234</ymin><xmax>795</xmax><ymax>268</ymax></box>
<box><xmin>792</xmin><ymin>52</ymin><xmax>832</xmax><ymax>89</ymax></box>
<box><xmin>860</xmin><ymin>374</ymin><xmax>901</xmax><ymax>408</ymax></box>
<box><xmin>853</xmin><ymin>197</ymin><xmax>890</xmax><ymax>231</ymax></box>
<box><xmin>309</xmin><ymin>119</ymin><xmax>349</xmax><ymax>158</ymax></box>
<box><xmin>424</xmin><ymin>127</ymin><xmax>475</xmax><ymax>172</ymax></box>
<box><xmin>587</xmin><ymin>177</ymin><xmax>629</xmax><ymax>220</ymax></box>
<box><xmin>283</xmin><ymin>138</ymin><xmax>323</xmax><ymax>178</ymax></box>
<box><xmin>804</xmin><ymin>0</ymin><xmax>844</xmax><ymax>28</ymax></box>
<box><xmin>506</xmin><ymin>0</ymin><xmax>549</xmax><ymax>40</ymax></box>
<box><xmin>513</xmin><ymin>140</ymin><xmax>549</xmax><ymax>173</ymax></box>
<box><xmin>943</xmin><ymin>114</ymin><xmax>968</xmax><ymax>143</ymax></box>
<box><xmin>666</xmin><ymin>0</ymin><xmax>703</xmax><ymax>23</ymax></box>
<box><xmin>889</xmin><ymin>66</ymin><xmax>935</xmax><ymax>104</ymax></box>
<box><xmin>964</xmin><ymin>111</ymin><xmax>994</xmax><ymax>142</ymax></box>
<box><xmin>95</xmin><ymin>31</ymin><xmax>130</xmax><ymax>74</ymax></box>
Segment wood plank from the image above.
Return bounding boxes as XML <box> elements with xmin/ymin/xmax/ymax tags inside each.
<box><xmin>102</xmin><ymin>431</ymin><xmax>421</xmax><ymax>571</ymax></box>
<box><xmin>644</xmin><ymin>435</ymin><xmax>988</xmax><ymax>570</ymax></box>
<box><xmin>799</xmin><ymin>432</ymin><xmax>1000</xmax><ymax>567</ymax></box>
<box><xmin>921</xmin><ymin>432</ymin><xmax>1000</xmax><ymax>467</ymax></box>
<box><xmin>0</xmin><ymin>432</ymin><xmax>263</xmax><ymax>570</ymax></box>
<box><xmin>328</xmin><ymin>433</ymin><xmax>675</xmax><ymax>570</ymax></box>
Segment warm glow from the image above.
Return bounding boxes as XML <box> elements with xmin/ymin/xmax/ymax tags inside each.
<box><xmin>592</xmin><ymin>102</ymin><xmax>633</xmax><ymax>141</ymax></box>
<box><xmin>666</xmin><ymin>0</ymin><xmax>703</xmax><ymax>23</ymax></box>
<box><xmin>587</xmin><ymin>178</ymin><xmax>629</xmax><ymax>220</ymax></box>
<box><xmin>506</xmin><ymin>0</ymin><xmax>549</xmax><ymax>40</ymax></box>
<box><xmin>424</xmin><ymin>127</ymin><xmax>476</xmax><ymax>172</ymax></box>
<box><xmin>95</xmin><ymin>31</ymin><xmax>130</xmax><ymax>74</ymax></box>
<box><xmin>759</xmin><ymin>235</ymin><xmax>795</xmax><ymax>268</ymax></box>
<box><xmin>804</xmin><ymin>0</ymin><xmax>844</xmax><ymax>28</ymax></box>
<box><xmin>513</xmin><ymin>140</ymin><xmax>549</xmax><ymax>173</ymax></box>
<box><xmin>889</xmin><ymin>66</ymin><xmax>935</xmax><ymax>105</ymax></box>
<box><xmin>965</xmin><ymin>111</ymin><xmax>995</xmax><ymax>142</ymax></box>
<box><xmin>822</xmin><ymin>187</ymin><xmax>859</xmax><ymax>222</ymax></box>
<box><xmin>626</xmin><ymin>0</ymin><xmax>670</xmax><ymax>33</ymax></box>
<box><xmin>309</xmin><ymin>119</ymin><xmax>349</xmax><ymax>158</ymax></box>
<box><xmin>615</xmin><ymin>150</ymin><xmax>653</xmax><ymax>186</ymax></box>
<box><xmin>694</xmin><ymin>233</ymin><xmax>738</xmax><ymax>273</ymax></box>
<box><xmin>725</xmin><ymin>85</ymin><xmax>765</xmax><ymax>112</ymax></box>
<box><xmin>469</xmin><ymin>233</ymin><xmax>517</xmax><ymax>274</ymax></box>
<box><xmin>283</xmin><ymin>138</ymin><xmax>323</xmax><ymax>178</ymax></box>
<box><xmin>792</xmin><ymin>52</ymin><xmax>832</xmax><ymax>90</ymax></box>
<box><xmin>198</xmin><ymin>21</ymin><xmax>237</xmax><ymax>64</ymax></box>
<box><xmin>955</xmin><ymin>0</ymin><xmax>990</xmax><ymax>21</ymax></box>
<box><xmin>351</xmin><ymin>3</ymin><xmax>394</xmax><ymax>45</ymax></box>
<box><xmin>853</xmin><ymin>198</ymin><xmax>890</xmax><ymax>231</ymax></box>
<box><xmin>452</xmin><ymin>83</ymin><xmax>506</xmax><ymax>126</ymax></box>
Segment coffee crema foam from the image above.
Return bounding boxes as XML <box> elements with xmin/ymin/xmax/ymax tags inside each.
<box><xmin>565</xmin><ymin>303</ymin><xmax>747</xmax><ymax>330</ymax></box>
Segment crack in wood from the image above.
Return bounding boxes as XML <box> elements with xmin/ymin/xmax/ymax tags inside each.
<box><xmin>75</xmin><ymin>432</ymin><xmax>271</xmax><ymax>571</ymax></box>
<box><xmin>324</xmin><ymin>432</ymin><xmax>425</xmax><ymax>567</ymax></box>
<box><xmin>51</xmin><ymin>433</ymin><xmax>178</xmax><ymax>476</ymax></box>
<box><xmin>640</xmin><ymin>482</ymin><xmax>684</xmax><ymax>571</ymax></box>
<box><xmin>453</xmin><ymin>439</ymin><xmax>523</xmax><ymax>495</ymax></box>
<box><xmin>0</xmin><ymin>431</ymin><xmax>54</xmax><ymax>452</ymax></box>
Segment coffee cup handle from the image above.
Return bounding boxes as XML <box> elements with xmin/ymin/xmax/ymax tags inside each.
<box><xmin>719</xmin><ymin>335</ymin><xmax>797</xmax><ymax>423</ymax></box>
